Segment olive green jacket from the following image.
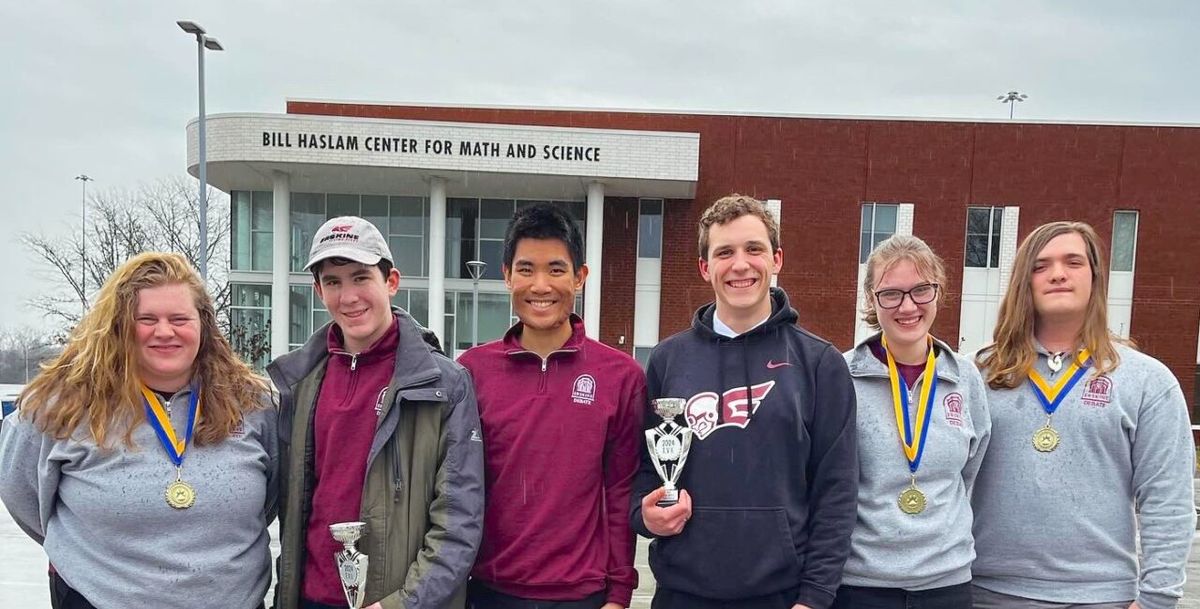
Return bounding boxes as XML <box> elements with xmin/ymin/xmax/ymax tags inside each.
<box><xmin>267</xmin><ymin>309</ymin><xmax>484</xmax><ymax>609</ymax></box>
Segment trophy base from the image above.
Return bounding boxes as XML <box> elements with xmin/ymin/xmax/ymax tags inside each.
<box><xmin>657</xmin><ymin>487</ymin><xmax>679</xmax><ymax>508</ymax></box>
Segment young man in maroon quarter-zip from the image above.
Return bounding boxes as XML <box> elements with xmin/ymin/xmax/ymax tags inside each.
<box><xmin>458</xmin><ymin>203</ymin><xmax>645</xmax><ymax>609</ymax></box>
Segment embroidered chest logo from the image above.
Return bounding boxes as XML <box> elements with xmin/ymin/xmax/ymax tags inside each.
<box><xmin>572</xmin><ymin>374</ymin><xmax>597</xmax><ymax>405</ymax></box>
<box><xmin>1081</xmin><ymin>375</ymin><xmax>1113</xmax><ymax>407</ymax></box>
<box><xmin>230</xmin><ymin>420</ymin><xmax>245</xmax><ymax>437</ymax></box>
<box><xmin>374</xmin><ymin>387</ymin><xmax>389</xmax><ymax>417</ymax></box>
<box><xmin>684</xmin><ymin>381</ymin><xmax>776</xmax><ymax>440</ymax></box>
<box><xmin>943</xmin><ymin>392</ymin><xmax>964</xmax><ymax>428</ymax></box>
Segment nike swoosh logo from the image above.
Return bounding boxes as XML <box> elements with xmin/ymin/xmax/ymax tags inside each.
<box><xmin>766</xmin><ymin>360</ymin><xmax>792</xmax><ymax>369</ymax></box>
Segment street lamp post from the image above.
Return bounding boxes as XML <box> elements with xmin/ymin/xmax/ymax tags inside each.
<box><xmin>177</xmin><ymin>20</ymin><xmax>224</xmax><ymax>280</ymax></box>
<box><xmin>465</xmin><ymin>260</ymin><xmax>488</xmax><ymax>348</ymax></box>
<box><xmin>74</xmin><ymin>174</ymin><xmax>92</xmax><ymax>305</ymax></box>
<box><xmin>997</xmin><ymin>91</ymin><xmax>1028</xmax><ymax>120</ymax></box>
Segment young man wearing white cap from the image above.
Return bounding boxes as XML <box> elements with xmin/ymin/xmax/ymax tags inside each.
<box><xmin>268</xmin><ymin>216</ymin><xmax>485</xmax><ymax>609</ymax></box>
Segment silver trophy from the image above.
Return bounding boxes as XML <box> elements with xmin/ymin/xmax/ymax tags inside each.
<box><xmin>646</xmin><ymin>398</ymin><xmax>693</xmax><ymax>507</ymax></box>
<box><xmin>329</xmin><ymin>521</ymin><xmax>369</xmax><ymax>609</ymax></box>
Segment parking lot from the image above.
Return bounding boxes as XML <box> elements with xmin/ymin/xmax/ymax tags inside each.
<box><xmin>0</xmin><ymin>507</ymin><xmax>1195</xmax><ymax>608</ymax></box>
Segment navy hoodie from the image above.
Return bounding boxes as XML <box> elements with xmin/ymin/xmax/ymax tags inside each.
<box><xmin>631</xmin><ymin>288</ymin><xmax>858</xmax><ymax>609</ymax></box>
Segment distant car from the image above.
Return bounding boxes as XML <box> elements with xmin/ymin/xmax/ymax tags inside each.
<box><xmin>0</xmin><ymin>384</ymin><xmax>24</xmax><ymax>427</ymax></box>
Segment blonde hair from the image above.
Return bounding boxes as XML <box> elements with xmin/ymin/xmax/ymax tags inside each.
<box><xmin>977</xmin><ymin>221</ymin><xmax>1125</xmax><ymax>389</ymax></box>
<box><xmin>698</xmin><ymin>194</ymin><xmax>780</xmax><ymax>259</ymax></box>
<box><xmin>861</xmin><ymin>235</ymin><xmax>947</xmax><ymax>329</ymax></box>
<box><xmin>20</xmin><ymin>252</ymin><xmax>268</xmax><ymax>447</ymax></box>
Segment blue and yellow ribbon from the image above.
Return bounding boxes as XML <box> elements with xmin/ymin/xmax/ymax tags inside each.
<box><xmin>141</xmin><ymin>385</ymin><xmax>200</xmax><ymax>467</ymax></box>
<box><xmin>1027</xmin><ymin>349</ymin><xmax>1091</xmax><ymax>416</ymax></box>
<box><xmin>883</xmin><ymin>336</ymin><xmax>939</xmax><ymax>474</ymax></box>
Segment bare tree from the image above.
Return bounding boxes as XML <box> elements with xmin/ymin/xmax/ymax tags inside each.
<box><xmin>21</xmin><ymin>176</ymin><xmax>264</xmax><ymax>365</ymax></box>
<box><xmin>0</xmin><ymin>326</ymin><xmax>59</xmax><ymax>384</ymax></box>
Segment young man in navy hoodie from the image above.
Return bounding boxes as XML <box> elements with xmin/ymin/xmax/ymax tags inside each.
<box><xmin>632</xmin><ymin>195</ymin><xmax>858</xmax><ymax>609</ymax></box>
<box><xmin>458</xmin><ymin>203</ymin><xmax>644</xmax><ymax>609</ymax></box>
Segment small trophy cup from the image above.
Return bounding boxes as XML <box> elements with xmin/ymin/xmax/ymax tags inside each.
<box><xmin>646</xmin><ymin>398</ymin><xmax>693</xmax><ymax>507</ymax></box>
<box><xmin>329</xmin><ymin>521</ymin><xmax>369</xmax><ymax>609</ymax></box>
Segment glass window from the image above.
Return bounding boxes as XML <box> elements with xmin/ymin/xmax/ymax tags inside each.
<box><xmin>859</xmin><ymin>203</ymin><xmax>899</xmax><ymax>263</ymax></box>
<box><xmin>964</xmin><ymin>206</ymin><xmax>1003</xmax><ymax>269</ymax></box>
<box><xmin>453</xmin><ymin>291</ymin><xmax>512</xmax><ymax>352</ymax></box>
<box><xmin>361</xmin><ymin>195</ymin><xmax>389</xmax><ymax>238</ymax></box>
<box><xmin>1111</xmin><ymin>211</ymin><xmax>1139</xmax><ymax>272</ymax></box>
<box><xmin>478</xmin><ymin>240</ymin><xmax>504</xmax><ymax>280</ymax></box>
<box><xmin>446</xmin><ymin>198</ymin><xmax>478</xmax><ymax>279</ymax></box>
<box><xmin>634</xmin><ymin>346</ymin><xmax>653</xmax><ymax>369</ymax></box>
<box><xmin>638</xmin><ymin>199</ymin><xmax>663</xmax><ymax>259</ymax></box>
<box><xmin>289</xmin><ymin>286</ymin><xmax>312</xmax><ymax>347</ymax></box>
<box><xmin>291</xmin><ymin>193</ymin><xmax>326</xmax><ymax>272</ymax></box>
<box><xmin>390</xmin><ymin>196</ymin><xmax>425</xmax><ymax>236</ymax></box>
<box><xmin>229</xmin><ymin>282</ymin><xmax>272</xmax><ymax>369</ymax></box>
<box><xmin>231</xmin><ymin>191</ymin><xmax>273</xmax><ymax>271</ymax></box>
<box><xmin>232</xmin><ymin>191</ymin><xmax>252</xmax><ymax>271</ymax></box>
<box><xmin>327</xmin><ymin>194</ymin><xmax>360</xmax><ymax>219</ymax></box>
<box><xmin>389</xmin><ymin>235</ymin><xmax>426</xmax><ymax>278</ymax></box>
<box><xmin>480</xmin><ymin>199</ymin><xmax>513</xmax><ymax>240</ymax></box>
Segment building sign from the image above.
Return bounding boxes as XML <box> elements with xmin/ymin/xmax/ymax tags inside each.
<box><xmin>261</xmin><ymin>131</ymin><xmax>602</xmax><ymax>162</ymax></box>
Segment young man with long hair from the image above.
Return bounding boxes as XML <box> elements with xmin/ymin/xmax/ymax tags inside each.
<box><xmin>0</xmin><ymin>252</ymin><xmax>276</xmax><ymax>609</ymax></box>
<box><xmin>632</xmin><ymin>195</ymin><xmax>858</xmax><ymax>609</ymax></box>
<box><xmin>458</xmin><ymin>203</ymin><xmax>644</xmax><ymax>609</ymax></box>
<box><xmin>268</xmin><ymin>216</ymin><xmax>484</xmax><ymax>609</ymax></box>
<box><xmin>972</xmin><ymin>221</ymin><xmax>1195</xmax><ymax>609</ymax></box>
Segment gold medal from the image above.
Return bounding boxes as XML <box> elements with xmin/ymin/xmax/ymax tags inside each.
<box><xmin>898</xmin><ymin>478</ymin><xmax>926</xmax><ymax>515</ymax></box>
<box><xmin>1033</xmin><ymin>422</ymin><xmax>1060</xmax><ymax>452</ymax></box>
<box><xmin>166</xmin><ymin>477</ymin><xmax>196</xmax><ymax>509</ymax></box>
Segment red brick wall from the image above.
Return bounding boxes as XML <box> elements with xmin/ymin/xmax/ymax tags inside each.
<box><xmin>288</xmin><ymin>101</ymin><xmax>1200</xmax><ymax>408</ymax></box>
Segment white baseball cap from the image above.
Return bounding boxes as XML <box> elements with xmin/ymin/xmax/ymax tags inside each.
<box><xmin>303</xmin><ymin>216</ymin><xmax>394</xmax><ymax>271</ymax></box>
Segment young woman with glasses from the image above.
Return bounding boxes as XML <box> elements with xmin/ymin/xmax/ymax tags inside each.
<box><xmin>833</xmin><ymin>234</ymin><xmax>991</xmax><ymax>609</ymax></box>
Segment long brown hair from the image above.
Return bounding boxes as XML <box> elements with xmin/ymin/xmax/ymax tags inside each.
<box><xmin>977</xmin><ymin>221</ymin><xmax>1125</xmax><ymax>389</ymax></box>
<box><xmin>20</xmin><ymin>252</ymin><xmax>268</xmax><ymax>447</ymax></box>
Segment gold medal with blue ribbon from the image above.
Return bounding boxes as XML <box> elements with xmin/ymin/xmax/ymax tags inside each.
<box><xmin>882</xmin><ymin>335</ymin><xmax>938</xmax><ymax>515</ymax></box>
<box><xmin>1027</xmin><ymin>349</ymin><xmax>1090</xmax><ymax>453</ymax></box>
<box><xmin>142</xmin><ymin>385</ymin><xmax>201</xmax><ymax>509</ymax></box>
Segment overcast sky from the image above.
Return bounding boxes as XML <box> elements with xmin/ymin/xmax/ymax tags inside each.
<box><xmin>2</xmin><ymin>1</ymin><xmax>1198</xmax><ymax>331</ymax></box>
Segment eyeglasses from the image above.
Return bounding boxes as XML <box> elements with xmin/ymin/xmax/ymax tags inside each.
<box><xmin>874</xmin><ymin>283</ymin><xmax>939</xmax><ymax>309</ymax></box>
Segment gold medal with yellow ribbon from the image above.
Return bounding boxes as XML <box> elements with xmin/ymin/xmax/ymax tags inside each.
<box><xmin>1027</xmin><ymin>349</ymin><xmax>1090</xmax><ymax>453</ymax></box>
<box><xmin>141</xmin><ymin>385</ymin><xmax>201</xmax><ymax>509</ymax></box>
<box><xmin>882</xmin><ymin>336</ymin><xmax>938</xmax><ymax>515</ymax></box>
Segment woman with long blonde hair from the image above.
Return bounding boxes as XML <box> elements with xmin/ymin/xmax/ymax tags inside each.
<box><xmin>0</xmin><ymin>252</ymin><xmax>277</xmax><ymax>609</ymax></box>
<box><xmin>970</xmin><ymin>221</ymin><xmax>1194</xmax><ymax>608</ymax></box>
<box><xmin>835</xmin><ymin>235</ymin><xmax>989</xmax><ymax>609</ymax></box>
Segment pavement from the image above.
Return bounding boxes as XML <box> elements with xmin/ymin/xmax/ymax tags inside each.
<box><xmin>0</xmin><ymin>509</ymin><xmax>1196</xmax><ymax>608</ymax></box>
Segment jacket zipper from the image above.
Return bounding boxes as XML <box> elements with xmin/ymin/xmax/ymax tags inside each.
<box><xmin>508</xmin><ymin>348</ymin><xmax>578</xmax><ymax>395</ymax></box>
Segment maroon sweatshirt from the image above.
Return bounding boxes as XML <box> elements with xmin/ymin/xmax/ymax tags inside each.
<box><xmin>302</xmin><ymin>318</ymin><xmax>399</xmax><ymax>604</ymax></box>
<box><xmin>458</xmin><ymin>316</ymin><xmax>644</xmax><ymax>606</ymax></box>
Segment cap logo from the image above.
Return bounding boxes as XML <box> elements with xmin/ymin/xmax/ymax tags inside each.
<box><xmin>319</xmin><ymin>231</ymin><xmax>361</xmax><ymax>245</ymax></box>
<box><xmin>331</xmin><ymin>224</ymin><xmax>353</xmax><ymax>233</ymax></box>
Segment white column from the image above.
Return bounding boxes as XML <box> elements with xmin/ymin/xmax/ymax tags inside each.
<box><xmin>271</xmin><ymin>171</ymin><xmax>291</xmax><ymax>359</ymax></box>
<box><xmin>584</xmin><ymin>182</ymin><xmax>605</xmax><ymax>339</ymax></box>
<box><xmin>897</xmin><ymin>203</ymin><xmax>915</xmax><ymax>236</ymax></box>
<box><xmin>998</xmin><ymin>206</ymin><xmax>1021</xmax><ymax>291</ymax></box>
<box><xmin>427</xmin><ymin>177</ymin><xmax>447</xmax><ymax>346</ymax></box>
<box><xmin>765</xmin><ymin>199</ymin><xmax>781</xmax><ymax>288</ymax></box>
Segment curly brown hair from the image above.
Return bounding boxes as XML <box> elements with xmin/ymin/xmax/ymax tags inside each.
<box><xmin>697</xmin><ymin>194</ymin><xmax>780</xmax><ymax>259</ymax></box>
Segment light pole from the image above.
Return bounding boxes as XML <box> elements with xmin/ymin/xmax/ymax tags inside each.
<box><xmin>74</xmin><ymin>174</ymin><xmax>92</xmax><ymax>305</ymax></box>
<box><xmin>177</xmin><ymin>20</ymin><xmax>224</xmax><ymax>280</ymax></box>
<box><xmin>466</xmin><ymin>260</ymin><xmax>488</xmax><ymax>348</ymax></box>
<box><xmin>997</xmin><ymin>91</ymin><xmax>1028</xmax><ymax>120</ymax></box>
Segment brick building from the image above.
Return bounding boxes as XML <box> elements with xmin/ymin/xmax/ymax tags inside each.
<box><xmin>187</xmin><ymin>99</ymin><xmax>1200</xmax><ymax>411</ymax></box>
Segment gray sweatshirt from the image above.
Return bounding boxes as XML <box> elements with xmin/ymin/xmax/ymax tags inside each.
<box><xmin>0</xmin><ymin>387</ymin><xmax>278</xmax><ymax>609</ymax></box>
<box><xmin>972</xmin><ymin>343</ymin><xmax>1195</xmax><ymax>609</ymax></box>
<box><xmin>842</xmin><ymin>334</ymin><xmax>991</xmax><ymax>590</ymax></box>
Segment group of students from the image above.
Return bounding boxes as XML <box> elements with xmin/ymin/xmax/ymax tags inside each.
<box><xmin>0</xmin><ymin>193</ymin><xmax>1193</xmax><ymax>609</ymax></box>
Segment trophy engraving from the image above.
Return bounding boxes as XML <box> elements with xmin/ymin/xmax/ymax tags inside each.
<box><xmin>329</xmin><ymin>521</ymin><xmax>369</xmax><ymax>609</ymax></box>
<box><xmin>646</xmin><ymin>398</ymin><xmax>693</xmax><ymax>507</ymax></box>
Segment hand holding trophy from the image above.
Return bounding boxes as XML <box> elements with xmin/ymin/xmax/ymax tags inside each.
<box><xmin>329</xmin><ymin>521</ymin><xmax>369</xmax><ymax>609</ymax></box>
<box><xmin>645</xmin><ymin>398</ymin><xmax>693</xmax><ymax>507</ymax></box>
